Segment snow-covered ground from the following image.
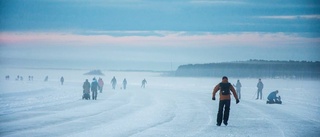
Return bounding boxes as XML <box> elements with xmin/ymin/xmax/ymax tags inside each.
<box><xmin>0</xmin><ymin>68</ymin><xmax>319</xmax><ymax>137</ymax></box>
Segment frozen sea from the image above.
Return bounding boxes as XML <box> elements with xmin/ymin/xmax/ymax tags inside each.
<box><xmin>0</xmin><ymin>68</ymin><xmax>319</xmax><ymax>137</ymax></box>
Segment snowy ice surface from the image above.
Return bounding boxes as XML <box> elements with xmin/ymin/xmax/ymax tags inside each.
<box><xmin>0</xmin><ymin>68</ymin><xmax>319</xmax><ymax>137</ymax></box>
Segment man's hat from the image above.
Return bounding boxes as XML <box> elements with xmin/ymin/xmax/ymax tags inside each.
<box><xmin>222</xmin><ymin>76</ymin><xmax>228</xmax><ymax>80</ymax></box>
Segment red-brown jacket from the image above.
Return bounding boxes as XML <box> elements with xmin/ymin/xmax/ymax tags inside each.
<box><xmin>212</xmin><ymin>82</ymin><xmax>239</xmax><ymax>100</ymax></box>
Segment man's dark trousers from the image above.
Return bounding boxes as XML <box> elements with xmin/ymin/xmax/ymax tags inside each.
<box><xmin>217</xmin><ymin>100</ymin><xmax>231</xmax><ymax>125</ymax></box>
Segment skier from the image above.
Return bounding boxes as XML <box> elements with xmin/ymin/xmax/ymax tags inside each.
<box><xmin>212</xmin><ymin>76</ymin><xmax>240</xmax><ymax>126</ymax></box>
<box><xmin>60</xmin><ymin>76</ymin><xmax>64</xmax><ymax>85</ymax></box>
<box><xmin>256</xmin><ymin>79</ymin><xmax>264</xmax><ymax>100</ymax></box>
<box><xmin>82</xmin><ymin>79</ymin><xmax>91</xmax><ymax>100</ymax></box>
<box><xmin>122</xmin><ymin>78</ymin><xmax>127</xmax><ymax>90</ymax></box>
<box><xmin>44</xmin><ymin>76</ymin><xmax>48</xmax><ymax>82</ymax></box>
<box><xmin>267</xmin><ymin>90</ymin><xmax>282</xmax><ymax>104</ymax></box>
<box><xmin>91</xmin><ymin>78</ymin><xmax>99</xmax><ymax>100</ymax></box>
<box><xmin>141</xmin><ymin>78</ymin><xmax>147</xmax><ymax>88</ymax></box>
<box><xmin>98</xmin><ymin>78</ymin><xmax>104</xmax><ymax>93</ymax></box>
<box><xmin>29</xmin><ymin>76</ymin><xmax>33</xmax><ymax>81</ymax></box>
<box><xmin>233</xmin><ymin>80</ymin><xmax>242</xmax><ymax>99</ymax></box>
<box><xmin>5</xmin><ymin>75</ymin><xmax>10</xmax><ymax>80</ymax></box>
<box><xmin>111</xmin><ymin>76</ymin><xmax>117</xmax><ymax>90</ymax></box>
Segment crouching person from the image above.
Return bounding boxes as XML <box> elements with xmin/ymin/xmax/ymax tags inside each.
<box><xmin>267</xmin><ymin>90</ymin><xmax>282</xmax><ymax>104</ymax></box>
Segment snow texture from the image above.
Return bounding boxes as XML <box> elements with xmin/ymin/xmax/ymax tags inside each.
<box><xmin>0</xmin><ymin>68</ymin><xmax>319</xmax><ymax>137</ymax></box>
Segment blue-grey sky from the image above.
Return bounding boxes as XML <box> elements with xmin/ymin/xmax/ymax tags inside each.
<box><xmin>0</xmin><ymin>0</ymin><xmax>320</xmax><ymax>70</ymax></box>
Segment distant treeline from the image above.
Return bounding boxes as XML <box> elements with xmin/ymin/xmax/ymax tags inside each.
<box><xmin>175</xmin><ymin>60</ymin><xmax>320</xmax><ymax>79</ymax></box>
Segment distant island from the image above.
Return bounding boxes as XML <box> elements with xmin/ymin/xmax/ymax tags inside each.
<box><xmin>84</xmin><ymin>70</ymin><xmax>104</xmax><ymax>75</ymax></box>
<box><xmin>175</xmin><ymin>60</ymin><xmax>320</xmax><ymax>79</ymax></box>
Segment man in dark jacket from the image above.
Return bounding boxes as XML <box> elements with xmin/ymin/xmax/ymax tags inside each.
<box><xmin>256</xmin><ymin>79</ymin><xmax>264</xmax><ymax>100</ymax></box>
<box><xmin>83</xmin><ymin>79</ymin><xmax>91</xmax><ymax>100</ymax></box>
<box><xmin>212</xmin><ymin>76</ymin><xmax>240</xmax><ymax>126</ymax></box>
<box><xmin>91</xmin><ymin>78</ymin><xmax>99</xmax><ymax>100</ymax></box>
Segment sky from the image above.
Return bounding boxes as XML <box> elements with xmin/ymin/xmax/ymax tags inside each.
<box><xmin>0</xmin><ymin>0</ymin><xmax>320</xmax><ymax>70</ymax></box>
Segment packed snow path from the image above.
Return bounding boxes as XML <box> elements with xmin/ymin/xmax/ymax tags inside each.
<box><xmin>0</xmin><ymin>69</ymin><xmax>319</xmax><ymax>137</ymax></box>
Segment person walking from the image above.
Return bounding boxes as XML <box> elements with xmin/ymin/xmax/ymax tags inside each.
<box><xmin>82</xmin><ymin>79</ymin><xmax>91</xmax><ymax>100</ymax></box>
<box><xmin>141</xmin><ymin>78</ymin><xmax>147</xmax><ymax>88</ymax></box>
<box><xmin>212</xmin><ymin>76</ymin><xmax>240</xmax><ymax>126</ymax></box>
<box><xmin>60</xmin><ymin>76</ymin><xmax>64</xmax><ymax>85</ymax></box>
<box><xmin>233</xmin><ymin>80</ymin><xmax>242</xmax><ymax>99</ymax></box>
<box><xmin>256</xmin><ymin>79</ymin><xmax>264</xmax><ymax>100</ymax></box>
<box><xmin>122</xmin><ymin>78</ymin><xmax>127</xmax><ymax>90</ymax></box>
<box><xmin>44</xmin><ymin>76</ymin><xmax>48</xmax><ymax>82</ymax></box>
<box><xmin>98</xmin><ymin>78</ymin><xmax>104</xmax><ymax>93</ymax></box>
<box><xmin>111</xmin><ymin>76</ymin><xmax>117</xmax><ymax>90</ymax></box>
<box><xmin>91</xmin><ymin>78</ymin><xmax>99</xmax><ymax>100</ymax></box>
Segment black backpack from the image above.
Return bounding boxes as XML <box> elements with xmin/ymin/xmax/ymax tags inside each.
<box><xmin>220</xmin><ymin>83</ymin><xmax>231</xmax><ymax>95</ymax></box>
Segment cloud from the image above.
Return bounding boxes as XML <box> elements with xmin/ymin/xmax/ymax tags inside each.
<box><xmin>1</xmin><ymin>31</ymin><xmax>319</xmax><ymax>47</ymax></box>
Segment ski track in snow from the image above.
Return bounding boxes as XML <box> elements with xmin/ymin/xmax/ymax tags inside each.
<box><xmin>0</xmin><ymin>69</ymin><xmax>319</xmax><ymax>137</ymax></box>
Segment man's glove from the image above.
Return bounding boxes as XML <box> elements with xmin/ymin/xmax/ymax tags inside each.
<box><xmin>236</xmin><ymin>99</ymin><xmax>240</xmax><ymax>104</ymax></box>
<box><xmin>212</xmin><ymin>97</ymin><xmax>216</xmax><ymax>100</ymax></box>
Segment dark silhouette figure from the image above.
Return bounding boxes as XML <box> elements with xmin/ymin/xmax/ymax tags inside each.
<box><xmin>82</xmin><ymin>79</ymin><xmax>91</xmax><ymax>100</ymax></box>
<box><xmin>141</xmin><ymin>79</ymin><xmax>147</xmax><ymax>88</ymax></box>
<box><xmin>28</xmin><ymin>76</ymin><xmax>33</xmax><ymax>81</ymax></box>
<box><xmin>111</xmin><ymin>76</ymin><xmax>117</xmax><ymax>90</ymax></box>
<box><xmin>91</xmin><ymin>78</ymin><xmax>99</xmax><ymax>100</ymax></box>
<box><xmin>60</xmin><ymin>76</ymin><xmax>64</xmax><ymax>85</ymax></box>
<box><xmin>122</xmin><ymin>78</ymin><xmax>127</xmax><ymax>90</ymax></box>
<box><xmin>5</xmin><ymin>75</ymin><xmax>10</xmax><ymax>80</ymax></box>
<box><xmin>212</xmin><ymin>76</ymin><xmax>239</xmax><ymax>126</ymax></box>
<box><xmin>256</xmin><ymin>79</ymin><xmax>264</xmax><ymax>100</ymax></box>
<box><xmin>44</xmin><ymin>76</ymin><xmax>49</xmax><ymax>82</ymax></box>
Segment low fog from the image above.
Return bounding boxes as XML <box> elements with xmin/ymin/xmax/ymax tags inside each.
<box><xmin>1</xmin><ymin>45</ymin><xmax>319</xmax><ymax>71</ymax></box>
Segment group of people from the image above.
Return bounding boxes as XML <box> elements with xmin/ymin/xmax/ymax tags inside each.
<box><xmin>232</xmin><ymin>78</ymin><xmax>280</xmax><ymax>102</ymax></box>
<box><xmin>255</xmin><ymin>79</ymin><xmax>281</xmax><ymax>104</ymax></box>
<box><xmin>44</xmin><ymin>76</ymin><xmax>64</xmax><ymax>85</ymax></box>
<box><xmin>5</xmin><ymin>75</ymin><xmax>34</xmax><ymax>81</ymax></box>
<box><xmin>212</xmin><ymin>76</ymin><xmax>281</xmax><ymax>126</ymax></box>
<box><xmin>110</xmin><ymin>77</ymin><xmax>147</xmax><ymax>90</ymax></box>
<box><xmin>82</xmin><ymin>77</ymin><xmax>104</xmax><ymax>100</ymax></box>
<box><xmin>6</xmin><ymin>75</ymin><xmax>67</xmax><ymax>87</ymax></box>
<box><xmin>7</xmin><ymin>75</ymin><xmax>52</xmax><ymax>82</ymax></box>
<box><xmin>82</xmin><ymin>77</ymin><xmax>148</xmax><ymax>100</ymax></box>
<box><xmin>232</xmin><ymin>78</ymin><xmax>263</xmax><ymax>100</ymax></box>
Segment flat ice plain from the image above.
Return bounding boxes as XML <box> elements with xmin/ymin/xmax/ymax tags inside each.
<box><xmin>0</xmin><ymin>68</ymin><xmax>319</xmax><ymax>137</ymax></box>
